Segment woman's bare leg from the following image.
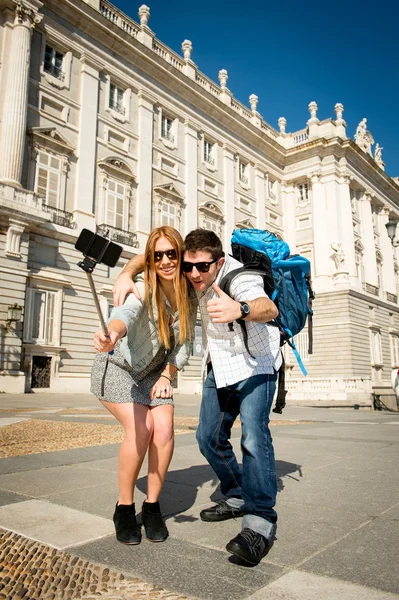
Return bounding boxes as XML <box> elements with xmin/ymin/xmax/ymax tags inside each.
<box><xmin>101</xmin><ymin>401</ymin><xmax>153</xmax><ymax>505</ymax></box>
<box><xmin>146</xmin><ymin>404</ymin><xmax>174</xmax><ymax>502</ymax></box>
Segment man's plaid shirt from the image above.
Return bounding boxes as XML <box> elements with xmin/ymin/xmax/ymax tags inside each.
<box><xmin>197</xmin><ymin>255</ymin><xmax>282</xmax><ymax>389</ymax></box>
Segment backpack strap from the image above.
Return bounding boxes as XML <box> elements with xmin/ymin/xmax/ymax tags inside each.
<box><xmin>220</xmin><ymin>267</ymin><xmax>268</xmax><ymax>360</ymax></box>
<box><xmin>306</xmin><ymin>276</ymin><xmax>315</xmax><ymax>355</ymax></box>
<box><xmin>273</xmin><ymin>353</ymin><xmax>287</xmax><ymax>414</ymax></box>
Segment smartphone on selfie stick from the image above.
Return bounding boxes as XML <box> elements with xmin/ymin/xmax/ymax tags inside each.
<box><xmin>75</xmin><ymin>229</ymin><xmax>123</xmax><ymax>353</ymax></box>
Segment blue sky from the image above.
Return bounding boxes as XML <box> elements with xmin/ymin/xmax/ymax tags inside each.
<box><xmin>116</xmin><ymin>0</ymin><xmax>398</xmax><ymax>177</ymax></box>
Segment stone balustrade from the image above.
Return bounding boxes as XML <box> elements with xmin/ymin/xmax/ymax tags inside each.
<box><xmin>100</xmin><ymin>0</ymin><xmax>139</xmax><ymax>38</ymax></box>
<box><xmin>0</xmin><ymin>183</ymin><xmax>74</xmax><ymax>229</ymax></box>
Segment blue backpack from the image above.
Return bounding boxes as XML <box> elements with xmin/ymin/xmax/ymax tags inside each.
<box><xmin>219</xmin><ymin>228</ymin><xmax>314</xmax><ymax>413</ymax></box>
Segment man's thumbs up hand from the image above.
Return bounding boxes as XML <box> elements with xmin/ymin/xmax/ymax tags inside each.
<box><xmin>207</xmin><ymin>283</ymin><xmax>242</xmax><ymax>323</ymax></box>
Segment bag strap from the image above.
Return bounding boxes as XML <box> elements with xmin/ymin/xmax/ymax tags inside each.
<box><xmin>273</xmin><ymin>353</ymin><xmax>287</xmax><ymax>414</ymax></box>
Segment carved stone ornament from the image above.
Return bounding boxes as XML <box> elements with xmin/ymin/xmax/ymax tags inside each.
<box><xmin>331</xmin><ymin>242</ymin><xmax>346</xmax><ymax>271</ymax></box>
<box><xmin>278</xmin><ymin>117</ymin><xmax>287</xmax><ymax>134</ymax></box>
<box><xmin>15</xmin><ymin>2</ymin><xmax>43</xmax><ymax>28</ymax></box>
<box><xmin>98</xmin><ymin>157</ymin><xmax>136</xmax><ymax>182</ymax></box>
<box><xmin>249</xmin><ymin>94</ymin><xmax>258</xmax><ymax>114</ymax></box>
<box><xmin>138</xmin><ymin>5</ymin><xmax>150</xmax><ymax>26</ymax></box>
<box><xmin>218</xmin><ymin>69</ymin><xmax>228</xmax><ymax>90</ymax></box>
<box><xmin>334</xmin><ymin>103</ymin><xmax>344</xmax><ymax>121</ymax></box>
<box><xmin>308</xmin><ymin>101</ymin><xmax>318</xmax><ymax>120</ymax></box>
<box><xmin>28</xmin><ymin>128</ymin><xmax>75</xmax><ymax>155</ymax></box>
<box><xmin>182</xmin><ymin>40</ymin><xmax>192</xmax><ymax>60</ymax></box>
<box><xmin>153</xmin><ymin>182</ymin><xmax>185</xmax><ymax>205</ymax></box>
<box><xmin>354</xmin><ymin>118</ymin><xmax>374</xmax><ymax>156</ymax></box>
<box><xmin>374</xmin><ymin>143</ymin><xmax>385</xmax><ymax>170</ymax></box>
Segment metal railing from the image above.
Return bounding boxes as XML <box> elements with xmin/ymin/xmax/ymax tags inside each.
<box><xmin>44</xmin><ymin>63</ymin><xmax>65</xmax><ymax>81</ymax></box>
<box><xmin>97</xmin><ymin>224</ymin><xmax>138</xmax><ymax>247</ymax></box>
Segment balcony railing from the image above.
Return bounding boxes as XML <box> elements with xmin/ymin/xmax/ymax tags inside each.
<box><xmin>44</xmin><ymin>63</ymin><xmax>65</xmax><ymax>81</ymax></box>
<box><xmin>204</xmin><ymin>155</ymin><xmax>215</xmax><ymax>166</ymax></box>
<box><xmin>42</xmin><ymin>205</ymin><xmax>74</xmax><ymax>228</ymax></box>
<box><xmin>362</xmin><ymin>282</ymin><xmax>379</xmax><ymax>297</ymax></box>
<box><xmin>292</xmin><ymin>129</ymin><xmax>309</xmax><ymax>145</ymax></box>
<box><xmin>386</xmin><ymin>292</ymin><xmax>398</xmax><ymax>304</ymax></box>
<box><xmin>161</xmin><ymin>130</ymin><xmax>175</xmax><ymax>144</ymax></box>
<box><xmin>97</xmin><ymin>224</ymin><xmax>138</xmax><ymax>247</ymax></box>
<box><xmin>109</xmin><ymin>101</ymin><xmax>126</xmax><ymax>115</ymax></box>
<box><xmin>100</xmin><ymin>0</ymin><xmax>139</xmax><ymax>38</ymax></box>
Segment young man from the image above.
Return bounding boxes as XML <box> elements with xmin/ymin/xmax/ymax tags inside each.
<box><xmin>113</xmin><ymin>229</ymin><xmax>281</xmax><ymax>566</ymax></box>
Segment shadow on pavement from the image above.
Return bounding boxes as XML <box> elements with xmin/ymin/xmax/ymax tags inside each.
<box><xmin>135</xmin><ymin>460</ymin><xmax>302</xmax><ymax>519</ymax></box>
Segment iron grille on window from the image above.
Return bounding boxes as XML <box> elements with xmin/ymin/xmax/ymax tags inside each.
<box><xmin>44</xmin><ymin>45</ymin><xmax>65</xmax><ymax>81</ymax></box>
<box><xmin>109</xmin><ymin>84</ymin><xmax>125</xmax><ymax>115</ymax></box>
<box><xmin>161</xmin><ymin>117</ymin><xmax>174</xmax><ymax>143</ymax></box>
<box><xmin>204</xmin><ymin>141</ymin><xmax>214</xmax><ymax>165</ymax></box>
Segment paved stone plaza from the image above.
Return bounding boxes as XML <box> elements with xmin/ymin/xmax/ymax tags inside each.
<box><xmin>0</xmin><ymin>393</ymin><xmax>398</xmax><ymax>599</ymax></box>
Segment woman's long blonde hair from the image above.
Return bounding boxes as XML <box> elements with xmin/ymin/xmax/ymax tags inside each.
<box><xmin>144</xmin><ymin>226</ymin><xmax>192</xmax><ymax>349</ymax></box>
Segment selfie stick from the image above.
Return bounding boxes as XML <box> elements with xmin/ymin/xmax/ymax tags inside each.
<box><xmin>75</xmin><ymin>229</ymin><xmax>123</xmax><ymax>354</ymax></box>
<box><xmin>77</xmin><ymin>255</ymin><xmax>109</xmax><ymax>335</ymax></box>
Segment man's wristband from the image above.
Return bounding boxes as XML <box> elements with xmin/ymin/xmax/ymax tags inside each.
<box><xmin>160</xmin><ymin>374</ymin><xmax>172</xmax><ymax>383</ymax></box>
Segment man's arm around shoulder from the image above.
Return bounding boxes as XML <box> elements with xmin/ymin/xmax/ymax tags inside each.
<box><xmin>113</xmin><ymin>255</ymin><xmax>145</xmax><ymax>306</ymax></box>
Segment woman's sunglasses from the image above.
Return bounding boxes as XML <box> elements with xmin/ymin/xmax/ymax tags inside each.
<box><xmin>181</xmin><ymin>257</ymin><xmax>219</xmax><ymax>273</ymax></box>
<box><xmin>154</xmin><ymin>249</ymin><xmax>177</xmax><ymax>262</ymax></box>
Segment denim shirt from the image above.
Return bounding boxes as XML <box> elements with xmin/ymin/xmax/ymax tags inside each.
<box><xmin>108</xmin><ymin>291</ymin><xmax>197</xmax><ymax>373</ymax></box>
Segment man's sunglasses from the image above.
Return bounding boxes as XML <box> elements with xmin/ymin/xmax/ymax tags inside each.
<box><xmin>181</xmin><ymin>257</ymin><xmax>220</xmax><ymax>273</ymax></box>
<box><xmin>154</xmin><ymin>249</ymin><xmax>177</xmax><ymax>262</ymax></box>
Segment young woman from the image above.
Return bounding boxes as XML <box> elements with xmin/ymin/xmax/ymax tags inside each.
<box><xmin>91</xmin><ymin>226</ymin><xmax>197</xmax><ymax>545</ymax></box>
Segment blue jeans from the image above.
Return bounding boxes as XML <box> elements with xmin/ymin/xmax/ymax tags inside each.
<box><xmin>196</xmin><ymin>367</ymin><xmax>277</xmax><ymax>538</ymax></box>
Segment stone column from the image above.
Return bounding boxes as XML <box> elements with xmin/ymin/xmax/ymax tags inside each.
<box><xmin>184</xmin><ymin>120</ymin><xmax>198</xmax><ymax>234</ymax></box>
<box><xmin>0</xmin><ymin>2</ymin><xmax>42</xmax><ymax>186</ymax></box>
<box><xmin>282</xmin><ymin>182</ymin><xmax>296</xmax><ymax>250</ymax></box>
<box><xmin>254</xmin><ymin>166</ymin><xmax>266</xmax><ymax>228</ymax></box>
<box><xmin>136</xmin><ymin>90</ymin><xmax>155</xmax><ymax>249</ymax></box>
<box><xmin>338</xmin><ymin>172</ymin><xmax>357</xmax><ymax>286</ymax></box>
<box><xmin>359</xmin><ymin>192</ymin><xmax>378</xmax><ymax>287</ymax></box>
<box><xmin>223</xmin><ymin>144</ymin><xmax>235</xmax><ymax>251</ymax></box>
<box><xmin>74</xmin><ymin>53</ymin><xmax>101</xmax><ymax>230</ymax></box>
<box><xmin>379</xmin><ymin>207</ymin><xmax>396</xmax><ymax>294</ymax></box>
<box><xmin>310</xmin><ymin>171</ymin><xmax>331</xmax><ymax>291</ymax></box>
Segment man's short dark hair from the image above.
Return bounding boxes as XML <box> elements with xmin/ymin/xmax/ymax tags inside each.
<box><xmin>183</xmin><ymin>228</ymin><xmax>224</xmax><ymax>260</ymax></box>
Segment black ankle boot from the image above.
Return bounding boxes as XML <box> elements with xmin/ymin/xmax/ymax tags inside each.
<box><xmin>141</xmin><ymin>501</ymin><xmax>168</xmax><ymax>542</ymax></box>
<box><xmin>113</xmin><ymin>502</ymin><xmax>142</xmax><ymax>545</ymax></box>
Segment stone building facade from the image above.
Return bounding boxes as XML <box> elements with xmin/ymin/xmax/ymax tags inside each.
<box><xmin>1</xmin><ymin>0</ymin><xmax>399</xmax><ymax>408</ymax></box>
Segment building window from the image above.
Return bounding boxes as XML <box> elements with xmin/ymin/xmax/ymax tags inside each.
<box><xmin>161</xmin><ymin>115</ymin><xmax>174</xmax><ymax>143</ymax></box>
<box><xmin>160</xmin><ymin>200</ymin><xmax>177</xmax><ymax>227</ymax></box>
<box><xmin>204</xmin><ymin>140</ymin><xmax>214</xmax><ymax>165</ymax></box>
<box><xmin>25</xmin><ymin>289</ymin><xmax>58</xmax><ymax>345</ymax></box>
<box><xmin>35</xmin><ymin>152</ymin><xmax>61</xmax><ymax>207</ymax></box>
<box><xmin>203</xmin><ymin>216</ymin><xmax>219</xmax><ymax>233</ymax></box>
<box><xmin>370</xmin><ymin>329</ymin><xmax>383</xmax><ymax>365</ymax></box>
<box><xmin>297</xmin><ymin>183</ymin><xmax>309</xmax><ymax>205</ymax></box>
<box><xmin>238</xmin><ymin>160</ymin><xmax>248</xmax><ymax>185</ymax></box>
<box><xmin>44</xmin><ymin>45</ymin><xmax>64</xmax><ymax>81</ymax></box>
<box><xmin>105</xmin><ymin>180</ymin><xmax>127</xmax><ymax>230</ymax></box>
<box><xmin>109</xmin><ymin>84</ymin><xmax>125</xmax><ymax>115</ymax></box>
<box><xmin>391</xmin><ymin>334</ymin><xmax>399</xmax><ymax>367</ymax></box>
<box><xmin>355</xmin><ymin>250</ymin><xmax>364</xmax><ymax>283</ymax></box>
